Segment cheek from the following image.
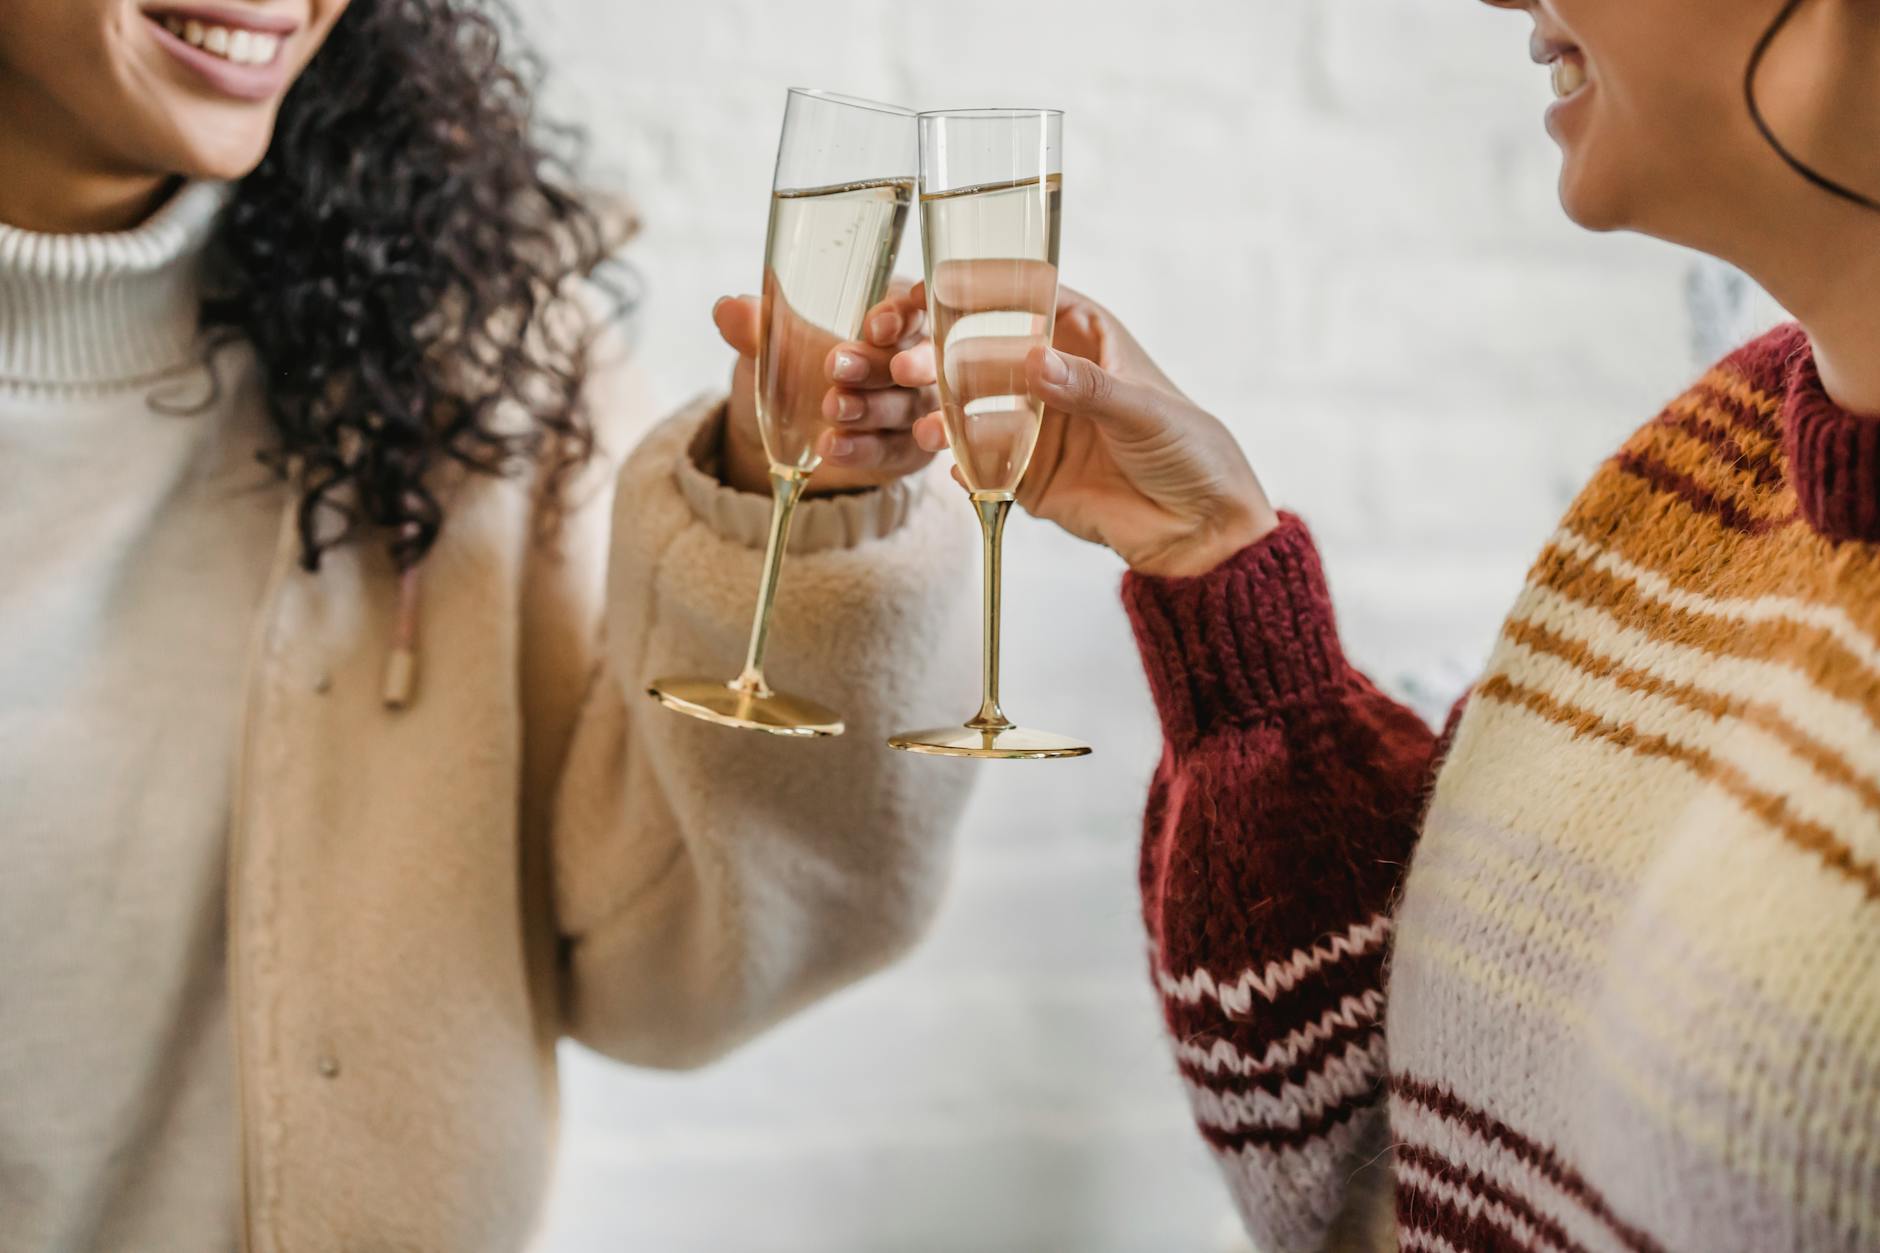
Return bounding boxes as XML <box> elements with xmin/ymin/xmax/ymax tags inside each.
<box><xmin>1593</xmin><ymin>58</ymin><xmax>1751</xmax><ymax>216</ymax></box>
<box><xmin>0</xmin><ymin>0</ymin><xmax>99</xmax><ymax>67</ymax></box>
<box><xmin>1546</xmin><ymin>6</ymin><xmax>1754</xmax><ymax>230</ymax></box>
<box><xmin>0</xmin><ymin>5</ymin><xmax>158</xmax><ymax>160</ymax></box>
<box><xmin>1559</xmin><ymin>0</ymin><xmax>1764</xmax><ymax>164</ymax></box>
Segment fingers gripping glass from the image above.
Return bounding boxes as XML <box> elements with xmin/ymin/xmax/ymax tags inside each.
<box><xmin>648</xmin><ymin>90</ymin><xmax>916</xmax><ymax>737</ymax></box>
<box><xmin>889</xmin><ymin>109</ymin><xmax>1091</xmax><ymax>761</ymax></box>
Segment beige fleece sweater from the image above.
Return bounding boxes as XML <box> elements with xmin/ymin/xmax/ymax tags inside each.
<box><xmin>0</xmin><ymin>181</ymin><xmax>978</xmax><ymax>1252</ymax></box>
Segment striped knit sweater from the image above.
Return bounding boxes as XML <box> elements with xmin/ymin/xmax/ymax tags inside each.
<box><xmin>1122</xmin><ymin>325</ymin><xmax>1880</xmax><ymax>1253</ymax></box>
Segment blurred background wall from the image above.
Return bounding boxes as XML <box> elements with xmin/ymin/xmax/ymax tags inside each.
<box><xmin>517</xmin><ymin>1</ymin><xmax>1785</xmax><ymax>1249</ymax></box>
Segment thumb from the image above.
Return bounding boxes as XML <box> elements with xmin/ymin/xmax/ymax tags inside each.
<box><xmin>1026</xmin><ymin>345</ymin><xmax>1169</xmax><ymax>441</ymax></box>
<box><xmin>713</xmin><ymin>294</ymin><xmax>760</xmax><ymax>357</ymax></box>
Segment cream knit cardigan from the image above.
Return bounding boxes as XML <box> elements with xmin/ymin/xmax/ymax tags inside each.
<box><xmin>1</xmin><ymin>182</ymin><xmax>980</xmax><ymax>1251</ymax></box>
<box><xmin>235</xmin><ymin>393</ymin><xmax>980</xmax><ymax>1251</ymax></box>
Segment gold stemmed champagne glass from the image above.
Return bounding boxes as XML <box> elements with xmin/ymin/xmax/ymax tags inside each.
<box><xmin>649</xmin><ymin>89</ymin><xmax>916</xmax><ymax>737</ymax></box>
<box><xmin>890</xmin><ymin>109</ymin><xmax>1090</xmax><ymax>760</ymax></box>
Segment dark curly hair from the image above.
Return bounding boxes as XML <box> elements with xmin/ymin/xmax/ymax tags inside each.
<box><xmin>203</xmin><ymin>0</ymin><xmax>625</xmax><ymax>572</ymax></box>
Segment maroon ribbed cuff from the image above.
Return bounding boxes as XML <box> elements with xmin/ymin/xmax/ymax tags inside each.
<box><xmin>1121</xmin><ymin>513</ymin><xmax>1350</xmax><ymax>741</ymax></box>
<box><xmin>1783</xmin><ymin>341</ymin><xmax>1880</xmax><ymax>545</ymax></box>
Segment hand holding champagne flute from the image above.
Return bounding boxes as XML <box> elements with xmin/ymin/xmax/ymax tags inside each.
<box><xmin>899</xmin><ymin>284</ymin><xmax>1280</xmax><ymax>579</ymax></box>
<box><xmin>887</xmin><ymin>133</ymin><xmax>1281</xmax><ymax>603</ymax></box>
<box><xmin>888</xmin><ymin>108</ymin><xmax>1090</xmax><ymax>760</ymax></box>
<box><xmin>649</xmin><ymin>89</ymin><xmax>918</xmax><ymax>737</ymax></box>
<box><xmin>712</xmin><ymin>277</ymin><xmax>935</xmax><ymax>496</ymax></box>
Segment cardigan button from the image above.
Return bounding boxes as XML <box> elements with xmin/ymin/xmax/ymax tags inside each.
<box><xmin>317</xmin><ymin>1055</ymin><xmax>340</xmax><ymax>1078</ymax></box>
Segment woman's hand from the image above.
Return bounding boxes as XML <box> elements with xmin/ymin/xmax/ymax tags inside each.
<box><xmin>714</xmin><ymin>282</ymin><xmax>938</xmax><ymax>495</ymax></box>
<box><xmin>894</xmin><ymin>278</ymin><xmax>1280</xmax><ymax>577</ymax></box>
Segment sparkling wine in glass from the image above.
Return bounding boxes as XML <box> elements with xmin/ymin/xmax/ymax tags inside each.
<box><xmin>890</xmin><ymin>109</ymin><xmax>1089</xmax><ymax>760</ymax></box>
<box><xmin>649</xmin><ymin>89</ymin><xmax>915</xmax><ymax>737</ymax></box>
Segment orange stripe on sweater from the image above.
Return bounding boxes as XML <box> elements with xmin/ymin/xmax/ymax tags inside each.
<box><xmin>1477</xmin><ymin>674</ymin><xmax>1880</xmax><ymax>901</ymax></box>
<box><xmin>1624</xmin><ymin>412</ymin><xmax>1795</xmax><ymax>524</ymax></box>
<box><xmin>1660</xmin><ymin>403</ymin><xmax>1785</xmax><ymax>492</ymax></box>
<box><xmin>1677</xmin><ymin>370</ymin><xmax>1783</xmax><ymax>439</ymax></box>
<box><xmin>1502</xmin><ymin>617</ymin><xmax>1880</xmax><ymax>818</ymax></box>
<box><xmin>1553</xmin><ymin>468</ymin><xmax>1880</xmax><ymax>641</ymax></box>
<box><xmin>1528</xmin><ymin>544</ymin><xmax>1880</xmax><ymax>720</ymax></box>
<box><xmin>1705</xmin><ymin>366</ymin><xmax>1784</xmax><ymax>422</ymax></box>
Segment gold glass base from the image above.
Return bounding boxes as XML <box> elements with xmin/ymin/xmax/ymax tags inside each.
<box><xmin>888</xmin><ymin>723</ymin><xmax>1091</xmax><ymax>760</ymax></box>
<box><xmin>647</xmin><ymin>677</ymin><xmax>845</xmax><ymax>738</ymax></box>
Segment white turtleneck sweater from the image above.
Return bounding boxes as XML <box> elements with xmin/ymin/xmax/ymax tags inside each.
<box><xmin>0</xmin><ymin>183</ymin><xmax>260</xmax><ymax>1250</ymax></box>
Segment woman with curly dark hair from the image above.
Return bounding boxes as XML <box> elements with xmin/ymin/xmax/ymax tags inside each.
<box><xmin>0</xmin><ymin>1</ymin><xmax>972</xmax><ymax>1248</ymax></box>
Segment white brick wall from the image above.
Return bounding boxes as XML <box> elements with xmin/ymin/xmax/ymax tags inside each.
<box><xmin>517</xmin><ymin>2</ymin><xmax>1782</xmax><ymax>1249</ymax></box>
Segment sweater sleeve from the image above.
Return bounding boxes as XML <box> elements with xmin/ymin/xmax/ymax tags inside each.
<box><xmin>549</xmin><ymin>393</ymin><xmax>979</xmax><ymax>1070</ymax></box>
<box><xmin>1122</xmin><ymin>514</ymin><xmax>1443</xmax><ymax>1252</ymax></box>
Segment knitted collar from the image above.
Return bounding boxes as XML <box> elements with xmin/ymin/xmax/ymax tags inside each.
<box><xmin>0</xmin><ymin>181</ymin><xmax>229</xmax><ymax>392</ymax></box>
<box><xmin>1778</xmin><ymin>327</ymin><xmax>1880</xmax><ymax>544</ymax></box>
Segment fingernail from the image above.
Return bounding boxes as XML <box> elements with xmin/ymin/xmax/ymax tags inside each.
<box><xmin>832</xmin><ymin>351</ymin><xmax>867</xmax><ymax>383</ymax></box>
<box><xmin>712</xmin><ymin>295</ymin><xmax>731</xmax><ymax>314</ymax></box>
<box><xmin>827</xmin><ymin>435</ymin><xmax>855</xmax><ymax>458</ymax></box>
<box><xmin>833</xmin><ymin>393</ymin><xmax>864</xmax><ymax>423</ymax></box>
<box><xmin>1039</xmin><ymin>349</ymin><xmax>1069</xmax><ymax>385</ymax></box>
<box><xmin>869</xmin><ymin>311</ymin><xmax>901</xmax><ymax>342</ymax></box>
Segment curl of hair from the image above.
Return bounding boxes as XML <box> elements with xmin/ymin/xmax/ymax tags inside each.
<box><xmin>1746</xmin><ymin>0</ymin><xmax>1880</xmax><ymax>215</ymax></box>
<box><xmin>202</xmin><ymin>0</ymin><xmax>625</xmax><ymax>571</ymax></box>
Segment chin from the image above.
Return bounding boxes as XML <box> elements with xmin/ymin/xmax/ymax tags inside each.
<box><xmin>184</xmin><ymin>145</ymin><xmax>271</xmax><ymax>182</ymax></box>
<box><xmin>1555</xmin><ymin>157</ymin><xmax>1631</xmax><ymax>234</ymax></box>
<box><xmin>161</xmin><ymin>113</ymin><xmax>278</xmax><ymax>182</ymax></box>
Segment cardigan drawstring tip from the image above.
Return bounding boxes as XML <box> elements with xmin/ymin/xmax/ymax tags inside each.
<box><xmin>381</xmin><ymin>647</ymin><xmax>418</xmax><ymax>710</ymax></box>
<box><xmin>382</xmin><ymin>560</ymin><xmax>423</xmax><ymax>711</ymax></box>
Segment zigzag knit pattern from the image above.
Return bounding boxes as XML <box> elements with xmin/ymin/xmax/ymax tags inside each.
<box><xmin>1156</xmin><ymin>914</ymin><xmax>1394</xmax><ymax>1010</ymax></box>
<box><xmin>1122</xmin><ymin>324</ymin><xmax>1880</xmax><ymax>1253</ymax></box>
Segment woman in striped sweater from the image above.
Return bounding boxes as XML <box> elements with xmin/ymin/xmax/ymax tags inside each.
<box><xmin>895</xmin><ymin>0</ymin><xmax>1879</xmax><ymax>1248</ymax></box>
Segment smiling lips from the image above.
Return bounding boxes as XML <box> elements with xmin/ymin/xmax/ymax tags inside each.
<box><xmin>156</xmin><ymin>13</ymin><xmax>282</xmax><ymax>65</ymax></box>
<box><xmin>141</xmin><ymin>6</ymin><xmax>301</xmax><ymax>101</ymax></box>
<box><xmin>1531</xmin><ymin>32</ymin><xmax>1590</xmax><ymax>102</ymax></box>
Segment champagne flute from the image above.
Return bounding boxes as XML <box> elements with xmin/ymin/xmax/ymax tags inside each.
<box><xmin>889</xmin><ymin>109</ymin><xmax>1090</xmax><ymax>761</ymax></box>
<box><xmin>649</xmin><ymin>89</ymin><xmax>916</xmax><ymax>737</ymax></box>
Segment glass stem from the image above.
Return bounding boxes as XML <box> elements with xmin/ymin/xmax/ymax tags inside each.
<box><xmin>735</xmin><ymin>467</ymin><xmax>809</xmax><ymax>698</ymax></box>
<box><xmin>966</xmin><ymin>491</ymin><xmax>1015</xmax><ymax>733</ymax></box>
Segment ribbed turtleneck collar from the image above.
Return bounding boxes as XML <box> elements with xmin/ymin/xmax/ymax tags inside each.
<box><xmin>1772</xmin><ymin>326</ymin><xmax>1880</xmax><ymax>544</ymax></box>
<box><xmin>0</xmin><ymin>181</ymin><xmax>230</xmax><ymax>391</ymax></box>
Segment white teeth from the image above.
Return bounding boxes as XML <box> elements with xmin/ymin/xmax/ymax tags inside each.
<box><xmin>159</xmin><ymin>16</ymin><xmax>279</xmax><ymax>64</ymax></box>
<box><xmin>1551</xmin><ymin>56</ymin><xmax>1588</xmax><ymax>100</ymax></box>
